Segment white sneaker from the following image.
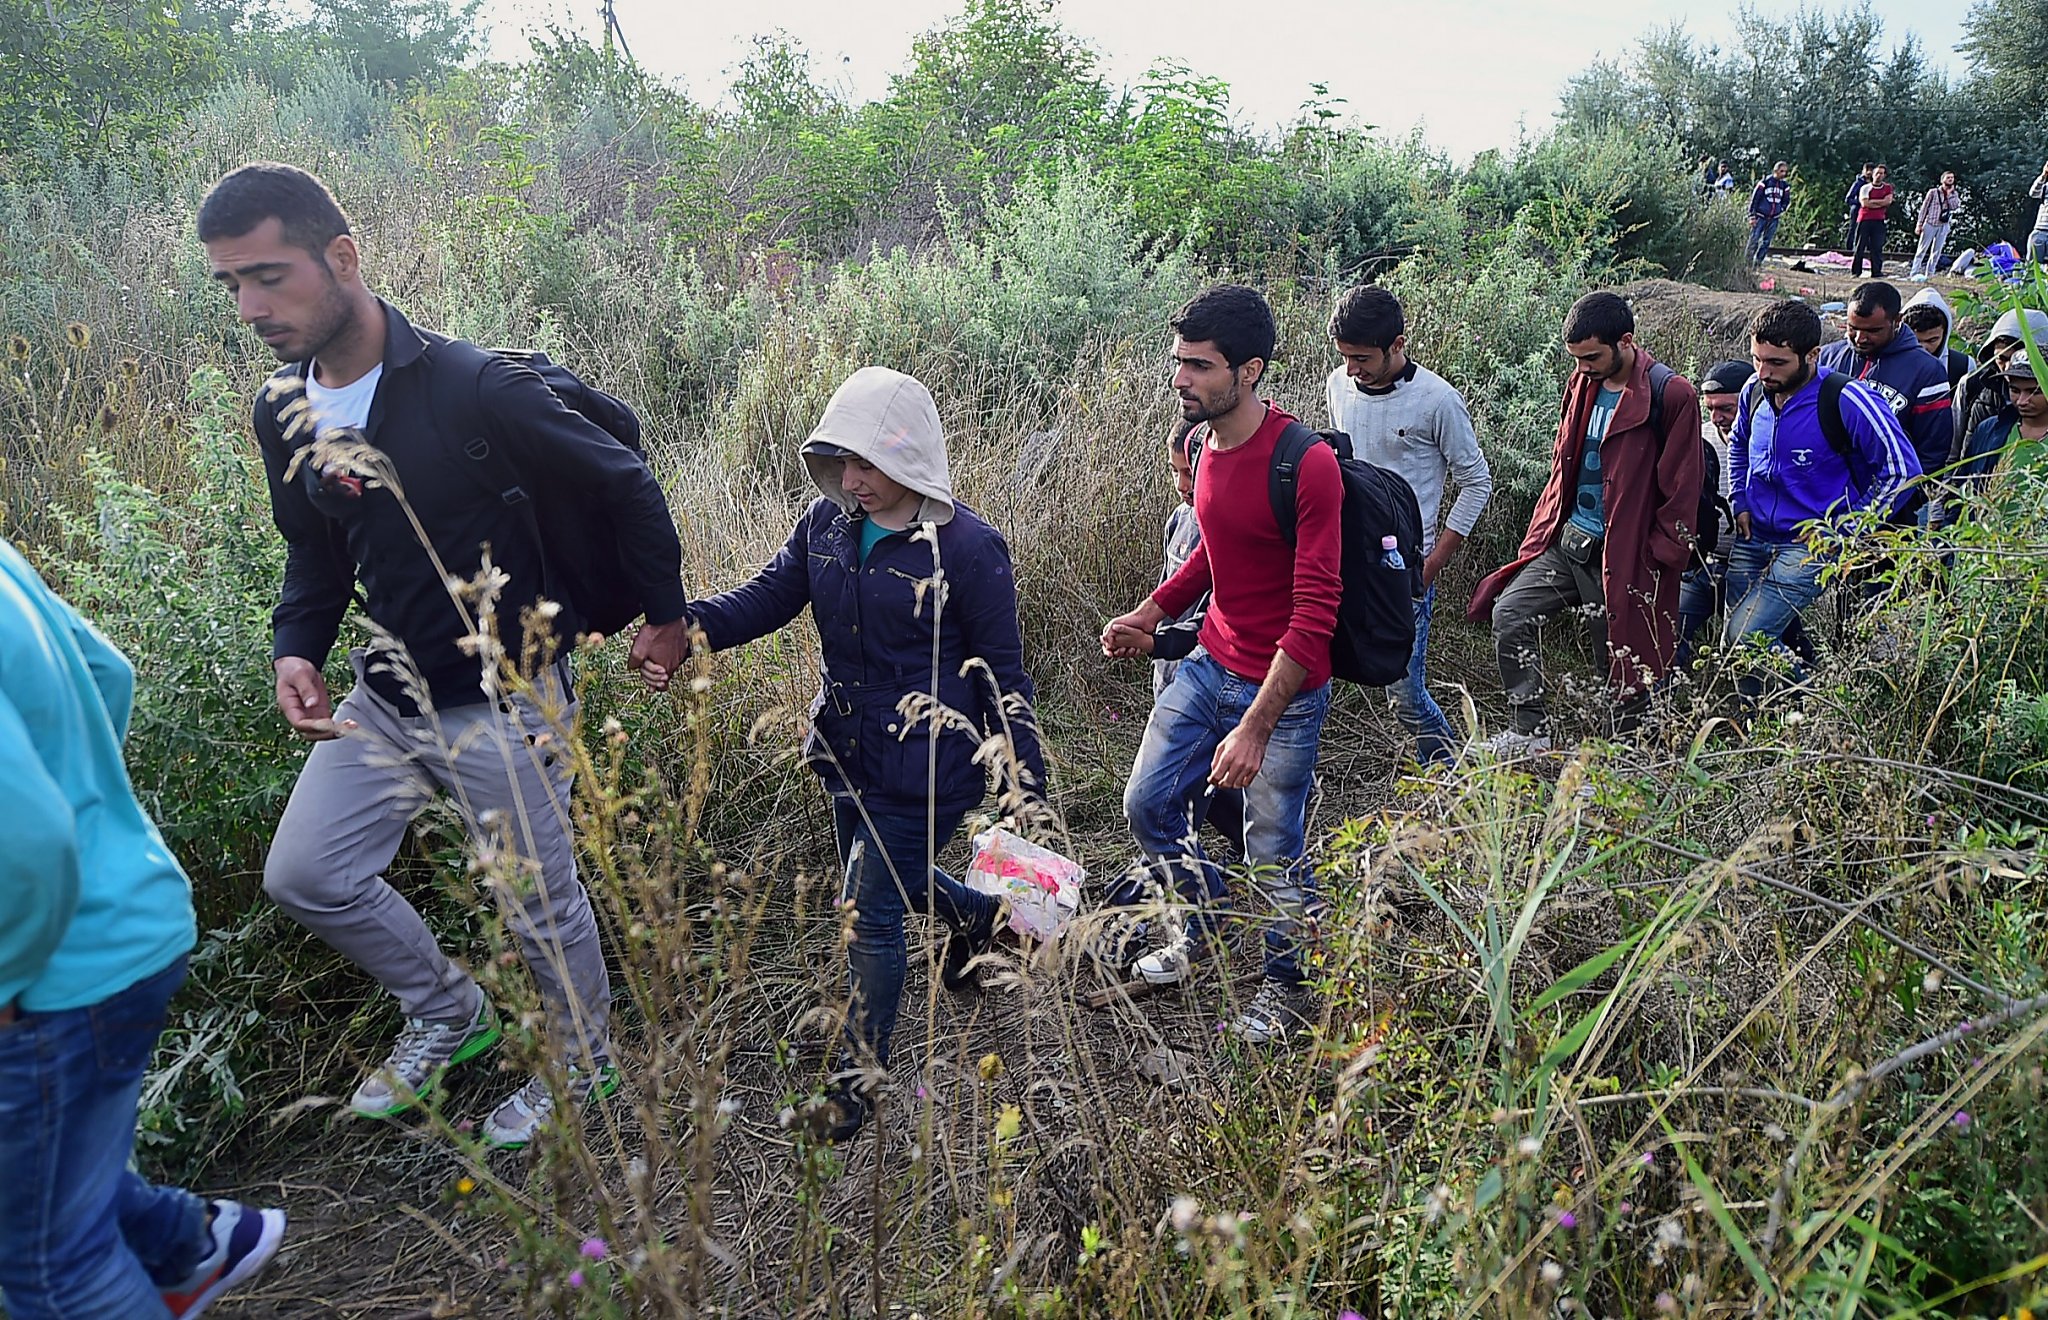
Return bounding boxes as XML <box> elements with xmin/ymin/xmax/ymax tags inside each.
<box><xmin>1477</xmin><ymin>728</ymin><xmax>1552</xmax><ymax>759</ymax></box>
<box><xmin>482</xmin><ymin>1060</ymin><xmax>621</xmax><ymax>1150</ymax></box>
<box><xmin>1133</xmin><ymin>934</ymin><xmax>1205</xmax><ymax>985</ymax></box>
<box><xmin>1230</xmin><ymin>979</ymin><xmax>1311</xmax><ymax>1044</ymax></box>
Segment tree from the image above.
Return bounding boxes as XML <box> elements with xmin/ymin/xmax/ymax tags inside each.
<box><xmin>1959</xmin><ymin>0</ymin><xmax>2048</xmax><ymax>109</ymax></box>
<box><xmin>306</xmin><ymin>0</ymin><xmax>480</xmax><ymax>88</ymax></box>
<box><xmin>0</xmin><ymin>0</ymin><xmax>215</xmax><ymax>159</ymax></box>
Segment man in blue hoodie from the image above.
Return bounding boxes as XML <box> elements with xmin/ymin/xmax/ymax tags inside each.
<box><xmin>1817</xmin><ymin>282</ymin><xmax>1955</xmax><ymax>504</ymax></box>
<box><xmin>1724</xmin><ymin>301</ymin><xmax>1922</xmax><ymax>693</ymax></box>
<box><xmin>0</xmin><ymin>538</ymin><xmax>285</xmax><ymax>1319</ymax></box>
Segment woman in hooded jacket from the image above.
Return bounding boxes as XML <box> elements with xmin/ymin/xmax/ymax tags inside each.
<box><xmin>675</xmin><ymin>366</ymin><xmax>1047</xmax><ymax>1142</ymax></box>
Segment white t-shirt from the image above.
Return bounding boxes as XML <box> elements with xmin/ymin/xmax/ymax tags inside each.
<box><xmin>303</xmin><ymin>362</ymin><xmax>383</xmax><ymax>436</ymax></box>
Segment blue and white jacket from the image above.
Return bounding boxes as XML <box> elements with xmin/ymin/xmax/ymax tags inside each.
<box><xmin>1730</xmin><ymin>368</ymin><xmax>1922</xmax><ymax>543</ymax></box>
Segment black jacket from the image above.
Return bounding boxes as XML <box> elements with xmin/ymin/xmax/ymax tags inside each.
<box><xmin>254</xmin><ymin>301</ymin><xmax>686</xmax><ymax>711</ymax></box>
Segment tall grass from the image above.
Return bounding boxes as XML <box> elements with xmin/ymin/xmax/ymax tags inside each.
<box><xmin>6</xmin><ymin>63</ymin><xmax>2045</xmax><ymax>1318</ymax></box>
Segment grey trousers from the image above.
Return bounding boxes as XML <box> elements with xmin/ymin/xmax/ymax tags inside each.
<box><xmin>1492</xmin><ymin>544</ymin><xmax>1607</xmax><ymax>735</ymax></box>
<box><xmin>263</xmin><ymin>652</ymin><xmax>610</xmax><ymax>1062</ymax></box>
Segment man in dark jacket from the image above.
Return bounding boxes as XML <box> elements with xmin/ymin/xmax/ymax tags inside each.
<box><xmin>1817</xmin><ymin>282</ymin><xmax>1954</xmax><ymax>505</ymax></box>
<box><xmin>200</xmin><ymin>163</ymin><xmax>688</xmax><ymax>1150</ymax></box>
<box><xmin>1747</xmin><ymin>161</ymin><xmax>1793</xmax><ymax>264</ymax></box>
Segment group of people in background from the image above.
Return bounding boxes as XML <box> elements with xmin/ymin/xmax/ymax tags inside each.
<box><xmin>0</xmin><ymin>154</ymin><xmax>2030</xmax><ymax>1318</ymax></box>
<box><xmin>1728</xmin><ymin>156</ymin><xmax>2032</xmax><ymax>281</ymax></box>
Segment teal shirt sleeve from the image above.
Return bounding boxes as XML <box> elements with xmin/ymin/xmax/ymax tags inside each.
<box><xmin>67</xmin><ymin>609</ymin><xmax>136</xmax><ymax>745</ymax></box>
<box><xmin>0</xmin><ymin>689</ymin><xmax>83</xmax><ymax>1007</ymax></box>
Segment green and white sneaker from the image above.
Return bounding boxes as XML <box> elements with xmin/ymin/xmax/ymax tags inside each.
<box><xmin>482</xmin><ymin>1060</ymin><xmax>621</xmax><ymax>1150</ymax></box>
<box><xmin>350</xmin><ymin>995</ymin><xmax>500</xmax><ymax>1119</ymax></box>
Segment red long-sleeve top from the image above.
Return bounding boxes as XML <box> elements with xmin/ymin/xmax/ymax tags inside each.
<box><xmin>1151</xmin><ymin>404</ymin><xmax>1344</xmax><ymax>691</ymax></box>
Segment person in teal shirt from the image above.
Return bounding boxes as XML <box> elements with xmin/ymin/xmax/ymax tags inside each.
<box><xmin>0</xmin><ymin>537</ymin><xmax>284</xmax><ymax>1319</ymax></box>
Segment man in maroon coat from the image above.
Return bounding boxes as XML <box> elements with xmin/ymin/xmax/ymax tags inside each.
<box><xmin>1468</xmin><ymin>291</ymin><xmax>1704</xmax><ymax>754</ymax></box>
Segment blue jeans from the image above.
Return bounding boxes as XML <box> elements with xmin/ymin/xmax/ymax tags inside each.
<box><xmin>1391</xmin><ymin>587</ymin><xmax>1456</xmax><ymax>764</ymax></box>
<box><xmin>2031</xmin><ymin>230</ymin><xmax>2048</xmax><ymax>263</ymax></box>
<box><xmin>1675</xmin><ymin>559</ymin><xmax>1726</xmax><ymax>669</ymax></box>
<box><xmin>1722</xmin><ymin>539</ymin><xmax>1827</xmax><ymax>697</ymax></box>
<box><xmin>0</xmin><ymin>957</ymin><xmax>209</xmax><ymax>1320</ymax></box>
<box><xmin>1122</xmin><ymin>652</ymin><xmax>1331</xmax><ymax>984</ymax></box>
<box><xmin>1747</xmin><ymin>213</ymin><xmax>1782</xmax><ymax>263</ymax></box>
<box><xmin>831</xmin><ymin>797</ymin><xmax>994</xmax><ymax>1069</ymax></box>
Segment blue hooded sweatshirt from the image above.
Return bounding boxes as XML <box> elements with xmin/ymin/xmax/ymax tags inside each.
<box><xmin>0</xmin><ymin>539</ymin><xmax>195</xmax><ymax>1013</ymax></box>
<box><xmin>1817</xmin><ymin>321</ymin><xmax>1956</xmax><ymax>478</ymax></box>
<box><xmin>1729</xmin><ymin>368</ymin><xmax>1923</xmax><ymax>542</ymax></box>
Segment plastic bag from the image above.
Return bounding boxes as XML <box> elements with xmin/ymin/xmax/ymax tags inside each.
<box><xmin>965</xmin><ymin>827</ymin><xmax>1085</xmax><ymax>940</ymax></box>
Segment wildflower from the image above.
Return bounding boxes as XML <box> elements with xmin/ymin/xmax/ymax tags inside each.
<box><xmin>1516</xmin><ymin>1135</ymin><xmax>1542</xmax><ymax>1157</ymax></box>
<box><xmin>457</xmin><ymin>1119</ymin><xmax>476</xmax><ymax>1134</ymax></box>
<box><xmin>1168</xmin><ymin>1195</ymin><xmax>1201</xmax><ymax>1233</ymax></box>
<box><xmin>1556</xmin><ymin>1210</ymin><xmax>1577</xmax><ymax>1229</ymax></box>
<box><xmin>580</xmin><ymin>1237</ymin><xmax>608</xmax><ymax>1260</ymax></box>
<box><xmin>568</xmin><ymin>1270</ymin><xmax>585</xmax><ymax>1288</ymax></box>
<box><xmin>1654</xmin><ymin>1294</ymin><xmax>1677</xmax><ymax>1314</ymax></box>
<box><xmin>1952</xmin><ymin>1110</ymin><xmax>1971</xmax><ymax>1130</ymax></box>
<box><xmin>455</xmin><ymin>1176</ymin><xmax>476</xmax><ymax>1195</ymax></box>
<box><xmin>1341</xmin><ymin>1312</ymin><xmax>1364</xmax><ymax>1320</ymax></box>
<box><xmin>1424</xmin><ymin>1184</ymin><xmax>1452</xmax><ymax>1222</ymax></box>
<box><xmin>1617</xmin><ymin>1201</ymin><xmax>1634</xmax><ymax>1215</ymax></box>
<box><xmin>915</xmin><ymin>1084</ymin><xmax>929</xmax><ymax>1100</ymax></box>
<box><xmin>994</xmin><ymin>1103</ymin><xmax>1022</xmax><ymax>1142</ymax></box>
<box><xmin>978</xmin><ymin>1051</ymin><xmax>1004</xmax><ymax>1080</ymax></box>
<box><xmin>1540</xmin><ymin>1260</ymin><xmax>1564</xmax><ymax>1285</ymax></box>
<box><xmin>1640</xmin><ymin>1149</ymin><xmax>1656</xmax><ymax>1167</ymax></box>
<box><xmin>7</xmin><ymin>334</ymin><xmax>28</xmax><ymax>362</ymax></box>
<box><xmin>65</xmin><ymin>322</ymin><xmax>90</xmax><ymax>349</ymax></box>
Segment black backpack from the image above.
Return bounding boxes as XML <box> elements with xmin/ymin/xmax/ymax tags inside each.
<box><xmin>1194</xmin><ymin>419</ymin><xmax>1424</xmax><ymax>687</ymax></box>
<box><xmin>425</xmin><ymin>339</ymin><xmax>653</xmax><ymax>639</ymax></box>
<box><xmin>1643</xmin><ymin>361</ymin><xmax>1732</xmax><ymax>563</ymax></box>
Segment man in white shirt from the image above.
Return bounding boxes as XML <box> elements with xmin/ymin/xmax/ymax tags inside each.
<box><xmin>1326</xmin><ymin>285</ymin><xmax>1495</xmax><ymax>763</ymax></box>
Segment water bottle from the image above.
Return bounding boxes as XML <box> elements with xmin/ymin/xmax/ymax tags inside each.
<box><xmin>1380</xmin><ymin>534</ymin><xmax>1405</xmax><ymax>571</ymax></box>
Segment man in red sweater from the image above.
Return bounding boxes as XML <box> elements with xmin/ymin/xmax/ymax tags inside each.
<box><xmin>1103</xmin><ymin>284</ymin><xmax>1343</xmax><ymax>1043</ymax></box>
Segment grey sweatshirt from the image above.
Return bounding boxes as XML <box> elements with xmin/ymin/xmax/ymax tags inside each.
<box><xmin>1325</xmin><ymin>360</ymin><xmax>1494</xmax><ymax>557</ymax></box>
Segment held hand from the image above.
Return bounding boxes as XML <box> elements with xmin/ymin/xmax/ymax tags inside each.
<box><xmin>629</xmin><ymin>617</ymin><xmax>689</xmax><ymax>693</ymax></box>
<box><xmin>1210</xmin><ymin>720</ymin><xmax>1270</xmax><ymax>791</ymax></box>
<box><xmin>1104</xmin><ymin>622</ymin><xmax>1156</xmax><ymax>658</ymax></box>
<box><xmin>274</xmin><ymin>656</ymin><xmax>351</xmax><ymax>741</ymax></box>
<box><xmin>1734</xmin><ymin>511</ymin><xmax>1753</xmax><ymax>542</ymax></box>
<box><xmin>1101</xmin><ymin>608</ymin><xmax>1159</xmax><ymax>657</ymax></box>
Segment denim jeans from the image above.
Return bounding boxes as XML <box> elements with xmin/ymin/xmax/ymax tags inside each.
<box><xmin>1122</xmin><ymin>652</ymin><xmax>1331</xmax><ymax>984</ymax></box>
<box><xmin>1674</xmin><ymin>558</ymin><xmax>1726</xmax><ymax>669</ymax></box>
<box><xmin>1747</xmin><ymin>213</ymin><xmax>1782</xmax><ymax>264</ymax></box>
<box><xmin>1390</xmin><ymin>586</ymin><xmax>1456</xmax><ymax>763</ymax></box>
<box><xmin>0</xmin><ymin>957</ymin><xmax>210</xmax><ymax>1319</ymax></box>
<box><xmin>831</xmin><ymin>796</ymin><xmax>993</xmax><ymax>1069</ymax></box>
<box><xmin>1722</xmin><ymin>539</ymin><xmax>1827</xmax><ymax>697</ymax></box>
<box><xmin>2032</xmin><ymin>230</ymin><xmax>2048</xmax><ymax>264</ymax></box>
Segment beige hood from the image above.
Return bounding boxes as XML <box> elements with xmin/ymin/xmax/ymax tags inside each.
<box><xmin>801</xmin><ymin>367</ymin><xmax>956</xmax><ymax>526</ymax></box>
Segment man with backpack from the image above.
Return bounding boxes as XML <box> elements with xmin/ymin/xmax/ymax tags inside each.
<box><xmin>1468</xmin><ymin>292</ymin><xmax>1704</xmax><ymax>752</ymax></box>
<box><xmin>1818</xmin><ymin>281</ymin><xmax>1954</xmax><ymax>503</ymax></box>
<box><xmin>1723</xmin><ymin>300</ymin><xmax>1920</xmax><ymax>693</ymax></box>
<box><xmin>199</xmin><ymin>163</ymin><xmax>689</xmax><ymax>1148</ymax></box>
<box><xmin>1325</xmin><ymin>284</ymin><xmax>1493</xmax><ymax>764</ymax></box>
<box><xmin>1103</xmin><ymin>284</ymin><xmax>1346</xmax><ymax>1044</ymax></box>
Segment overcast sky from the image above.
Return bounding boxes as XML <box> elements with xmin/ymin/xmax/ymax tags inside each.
<box><xmin>495</xmin><ymin>0</ymin><xmax>1969</xmax><ymax>161</ymax></box>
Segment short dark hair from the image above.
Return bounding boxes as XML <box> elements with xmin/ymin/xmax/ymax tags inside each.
<box><xmin>1171</xmin><ymin>284</ymin><xmax>1276</xmax><ymax>372</ymax></box>
<box><xmin>197</xmin><ymin>162</ymin><xmax>352</xmax><ymax>259</ymax></box>
<box><xmin>1563</xmin><ymin>291</ymin><xmax>1634</xmax><ymax>347</ymax></box>
<box><xmin>1847</xmin><ymin>281</ymin><xmax>1902</xmax><ymax>320</ymax></box>
<box><xmin>1750</xmin><ymin>300</ymin><xmax>1823</xmax><ymax>357</ymax></box>
<box><xmin>1901</xmin><ymin>303</ymin><xmax>1950</xmax><ymax>336</ymax></box>
<box><xmin>1171</xmin><ymin>417</ymin><xmax>1200</xmax><ymax>456</ymax></box>
<box><xmin>1329</xmin><ymin>284</ymin><xmax>1404</xmax><ymax>349</ymax></box>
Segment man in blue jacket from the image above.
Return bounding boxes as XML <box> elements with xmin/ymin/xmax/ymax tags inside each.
<box><xmin>1817</xmin><ymin>282</ymin><xmax>1955</xmax><ymax>503</ymax></box>
<box><xmin>1724</xmin><ymin>301</ymin><xmax>1922</xmax><ymax>695</ymax></box>
<box><xmin>1747</xmin><ymin>161</ymin><xmax>1793</xmax><ymax>264</ymax></box>
<box><xmin>0</xmin><ymin>539</ymin><xmax>285</xmax><ymax>1319</ymax></box>
<box><xmin>199</xmin><ymin>163</ymin><xmax>689</xmax><ymax>1148</ymax></box>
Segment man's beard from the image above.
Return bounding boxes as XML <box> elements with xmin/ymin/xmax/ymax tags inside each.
<box><xmin>1184</xmin><ymin>380</ymin><xmax>1241</xmax><ymax>423</ymax></box>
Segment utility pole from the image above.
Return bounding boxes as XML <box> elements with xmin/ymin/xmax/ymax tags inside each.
<box><xmin>601</xmin><ymin>0</ymin><xmax>635</xmax><ymax>66</ymax></box>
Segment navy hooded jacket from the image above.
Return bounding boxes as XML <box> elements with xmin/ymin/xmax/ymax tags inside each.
<box><xmin>1817</xmin><ymin>326</ymin><xmax>1956</xmax><ymax>480</ymax></box>
<box><xmin>691</xmin><ymin>497</ymin><xmax>1046</xmax><ymax>818</ymax></box>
